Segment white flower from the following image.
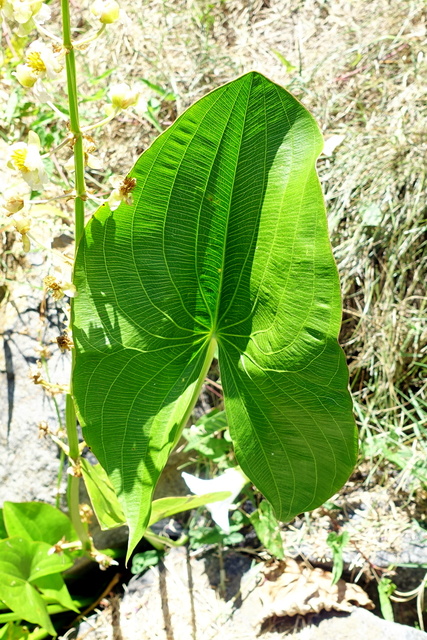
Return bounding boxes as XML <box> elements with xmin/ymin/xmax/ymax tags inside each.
<box><xmin>7</xmin><ymin>131</ymin><xmax>47</xmax><ymax>190</ymax></box>
<box><xmin>29</xmin><ymin>40</ymin><xmax>63</xmax><ymax>78</ymax></box>
<box><xmin>2</xmin><ymin>0</ymin><xmax>51</xmax><ymax>35</ymax></box>
<box><xmin>15</xmin><ymin>63</ymin><xmax>38</xmax><ymax>88</ymax></box>
<box><xmin>34</xmin><ymin>1</ymin><xmax>50</xmax><ymax>22</ymax></box>
<box><xmin>15</xmin><ymin>40</ymin><xmax>63</xmax><ymax>88</ymax></box>
<box><xmin>182</xmin><ymin>468</ymin><xmax>247</xmax><ymax>533</ymax></box>
<box><xmin>44</xmin><ymin>252</ymin><xmax>75</xmax><ymax>305</ymax></box>
<box><xmin>90</xmin><ymin>0</ymin><xmax>120</xmax><ymax>24</ymax></box>
<box><xmin>109</xmin><ymin>83</ymin><xmax>139</xmax><ymax>111</ymax></box>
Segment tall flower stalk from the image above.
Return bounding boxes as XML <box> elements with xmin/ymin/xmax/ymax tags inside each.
<box><xmin>60</xmin><ymin>0</ymin><xmax>90</xmax><ymax>551</ymax></box>
<box><xmin>3</xmin><ymin>0</ymin><xmax>141</xmax><ymax>559</ymax></box>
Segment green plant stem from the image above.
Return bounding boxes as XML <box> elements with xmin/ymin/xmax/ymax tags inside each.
<box><xmin>65</xmin><ymin>393</ymin><xmax>79</xmax><ymax>460</ymax></box>
<box><xmin>61</xmin><ymin>0</ymin><xmax>86</xmax><ymax>243</ymax></box>
<box><xmin>171</xmin><ymin>337</ymin><xmax>217</xmax><ymax>450</ymax></box>
<box><xmin>61</xmin><ymin>0</ymin><xmax>90</xmax><ymax>552</ymax></box>
<box><xmin>144</xmin><ymin>531</ymin><xmax>189</xmax><ymax>549</ymax></box>
<box><xmin>74</xmin><ymin>23</ymin><xmax>106</xmax><ymax>47</ymax></box>
<box><xmin>81</xmin><ymin>110</ymin><xmax>119</xmax><ymax>133</ymax></box>
<box><xmin>67</xmin><ymin>471</ymin><xmax>90</xmax><ymax>551</ymax></box>
<box><xmin>34</xmin><ymin>20</ymin><xmax>63</xmax><ymax>44</ymax></box>
<box><xmin>41</xmin><ymin>358</ymin><xmax>66</xmax><ymax>508</ymax></box>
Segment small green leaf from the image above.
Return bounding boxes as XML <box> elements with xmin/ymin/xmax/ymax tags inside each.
<box><xmin>250</xmin><ymin>500</ymin><xmax>284</xmax><ymax>559</ymax></box>
<box><xmin>0</xmin><ymin>537</ymin><xmax>73</xmax><ymax>584</ymax></box>
<box><xmin>3</xmin><ymin>503</ymin><xmax>77</xmax><ymax>546</ymax></box>
<box><xmin>0</xmin><ymin>623</ymin><xmax>29</xmax><ymax>640</ymax></box>
<box><xmin>377</xmin><ymin>577</ymin><xmax>396</xmax><ymax>621</ymax></box>
<box><xmin>0</xmin><ymin>578</ymin><xmax>54</xmax><ymax>637</ymax></box>
<box><xmin>271</xmin><ymin>50</ymin><xmax>296</xmax><ymax>72</ymax></box>
<box><xmin>0</xmin><ymin>538</ymin><xmax>73</xmax><ymax>635</ymax></box>
<box><xmin>183</xmin><ymin>410</ymin><xmax>232</xmax><ymax>464</ymax></box>
<box><xmin>140</xmin><ymin>78</ymin><xmax>176</xmax><ymax>101</ymax></box>
<box><xmin>223</xmin><ymin>531</ymin><xmax>245</xmax><ymax>546</ymax></box>
<box><xmin>195</xmin><ymin>409</ymin><xmax>227</xmax><ymax>430</ymax></box>
<box><xmin>326</xmin><ymin>530</ymin><xmax>350</xmax><ymax>584</ymax></box>
<box><xmin>32</xmin><ymin>574</ymin><xmax>78</xmax><ymax>613</ymax></box>
<box><xmin>149</xmin><ymin>492</ymin><xmax>231</xmax><ymax>526</ymax></box>
<box><xmin>189</xmin><ymin>523</ymin><xmax>244</xmax><ymax>549</ymax></box>
<box><xmin>131</xmin><ymin>550</ymin><xmax>163</xmax><ymax>575</ymax></box>
<box><xmin>80</xmin><ymin>459</ymin><xmax>126</xmax><ymax>530</ymax></box>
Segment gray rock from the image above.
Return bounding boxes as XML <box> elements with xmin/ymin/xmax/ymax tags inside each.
<box><xmin>0</xmin><ymin>282</ymin><xmax>68</xmax><ymax>507</ymax></box>
<box><xmin>0</xmin><ymin>276</ymin><xmax>192</xmax><ymax>550</ymax></box>
<box><xmin>75</xmin><ymin>547</ymin><xmax>426</xmax><ymax>640</ymax></box>
<box><xmin>286</xmin><ymin>488</ymin><xmax>427</xmax><ymax>570</ymax></box>
<box><xmin>297</xmin><ymin>608</ymin><xmax>427</xmax><ymax>639</ymax></box>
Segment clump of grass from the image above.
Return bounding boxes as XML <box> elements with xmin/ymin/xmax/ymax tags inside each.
<box><xmin>314</xmin><ymin>13</ymin><xmax>427</xmax><ymax>487</ymax></box>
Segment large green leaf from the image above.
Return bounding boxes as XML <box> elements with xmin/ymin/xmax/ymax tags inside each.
<box><xmin>3</xmin><ymin>502</ymin><xmax>77</xmax><ymax>546</ymax></box>
<box><xmin>73</xmin><ymin>71</ymin><xmax>358</xmax><ymax>558</ymax></box>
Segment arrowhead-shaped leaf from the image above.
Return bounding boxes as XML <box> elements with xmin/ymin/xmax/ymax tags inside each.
<box><xmin>3</xmin><ymin>502</ymin><xmax>78</xmax><ymax>545</ymax></box>
<box><xmin>73</xmin><ymin>71</ymin><xmax>358</xmax><ymax>558</ymax></box>
<box><xmin>0</xmin><ymin>537</ymin><xmax>73</xmax><ymax>635</ymax></box>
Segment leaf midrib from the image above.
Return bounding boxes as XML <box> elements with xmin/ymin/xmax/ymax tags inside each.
<box><xmin>211</xmin><ymin>73</ymin><xmax>254</xmax><ymax>338</ymax></box>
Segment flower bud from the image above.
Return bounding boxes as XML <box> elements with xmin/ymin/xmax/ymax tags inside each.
<box><xmin>109</xmin><ymin>83</ymin><xmax>139</xmax><ymax>110</ymax></box>
<box><xmin>13</xmin><ymin>215</ymin><xmax>31</xmax><ymax>253</ymax></box>
<box><xmin>90</xmin><ymin>0</ymin><xmax>120</xmax><ymax>24</ymax></box>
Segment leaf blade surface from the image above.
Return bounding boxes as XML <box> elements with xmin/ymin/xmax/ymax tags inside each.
<box><xmin>73</xmin><ymin>72</ymin><xmax>357</xmax><ymax>556</ymax></box>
